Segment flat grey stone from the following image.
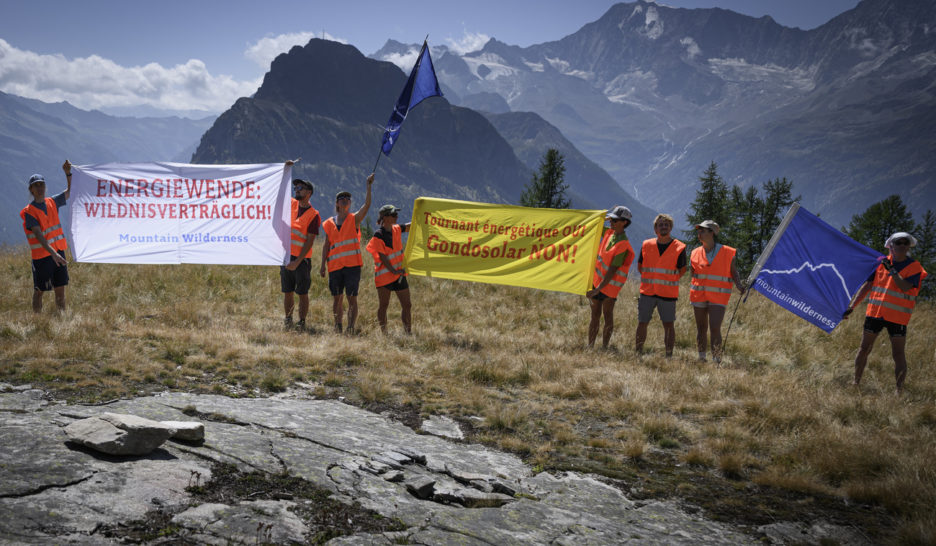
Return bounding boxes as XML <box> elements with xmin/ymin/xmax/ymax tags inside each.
<box><xmin>382</xmin><ymin>470</ymin><xmax>405</xmax><ymax>483</ymax></box>
<box><xmin>64</xmin><ymin>413</ymin><xmax>176</xmax><ymax>455</ymax></box>
<box><xmin>405</xmin><ymin>476</ymin><xmax>436</xmax><ymax>499</ymax></box>
<box><xmin>421</xmin><ymin>415</ymin><xmax>465</xmax><ymax>440</ymax></box>
<box><xmin>161</xmin><ymin>420</ymin><xmax>205</xmax><ymax>442</ymax></box>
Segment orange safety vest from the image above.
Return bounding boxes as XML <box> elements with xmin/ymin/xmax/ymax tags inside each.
<box><xmin>689</xmin><ymin>244</ymin><xmax>736</xmax><ymax>305</ymax></box>
<box><xmin>289</xmin><ymin>199</ymin><xmax>320</xmax><ymax>259</ymax></box>
<box><xmin>20</xmin><ymin>198</ymin><xmax>67</xmax><ymax>260</ymax></box>
<box><xmin>865</xmin><ymin>258</ymin><xmax>927</xmax><ymax>326</ymax></box>
<box><xmin>593</xmin><ymin>230</ymin><xmax>634</xmax><ymax>298</ymax></box>
<box><xmin>322</xmin><ymin>215</ymin><xmax>363</xmax><ymax>272</ymax></box>
<box><xmin>639</xmin><ymin>238</ymin><xmax>686</xmax><ymax>299</ymax></box>
<box><xmin>366</xmin><ymin>224</ymin><xmax>407</xmax><ymax>287</ymax></box>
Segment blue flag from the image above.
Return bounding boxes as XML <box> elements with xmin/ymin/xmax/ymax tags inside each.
<box><xmin>751</xmin><ymin>204</ymin><xmax>882</xmax><ymax>332</ymax></box>
<box><xmin>381</xmin><ymin>42</ymin><xmax>443</xmax><ymax>156</ymax></box>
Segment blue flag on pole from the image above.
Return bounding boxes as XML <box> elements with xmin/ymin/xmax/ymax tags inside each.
<box><xmin>751</xmin><ymin>204</ymin><xmax>882</xmax><ymax>332</ymax></box>
<box><xmin>381</xmin><ymin>41</ymin><xmax>443</xmax><ymax>156</ymax></box>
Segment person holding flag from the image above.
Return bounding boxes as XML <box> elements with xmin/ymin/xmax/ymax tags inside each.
<box><xmin>366</xmin><ymin>204</ymin><xmax>412</xmax><ymax>334</ymax></box>
<box><xmin>586</xmin><ymin>206</ymin><xmax>634</xmax><ymax>348</ymax></box>
<box><xmin>281</xmin><ymin>160</ymin><xmax>320</xmax><ymax>332</ymax></box>
<box><xmin>635</xmin><ymin>214</ymin><xmax>687</xmax><ymax>357</ymax></box>
<box><xmin>320</xmin><ymin>173</ymin><xmax>374</xmax><ymax>334</ymax></box>
<box><xmin>21</xmin><ymin>160</ymin><xmax>73</xmax><ymax>313</ymax></box>
<box><xmin>689</xmin><ymin>220</ymin><xmax>745</xmax><ymax>362</ymax></box>
<box><xmin>844</xmin><ymin>232</ymin><xmax>927</xmax><ymax>394</ymax></box>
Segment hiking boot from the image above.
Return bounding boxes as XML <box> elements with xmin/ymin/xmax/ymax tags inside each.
<box><xmin>283</xmin><ymin>316</ymin><xmax>293</xmax><ymax>330</ymax></box>
<box><xmin>334</xmin><ymin>323</ymin><xmax>343</xmax><ymax>333</ymax></box>
<box><xmin>296</xmin><ymin>320</ymin><xmax>306</xmax><ymax>332</ymax></box>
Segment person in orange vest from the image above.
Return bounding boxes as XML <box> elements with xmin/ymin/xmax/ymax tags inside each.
<box><xmin>586</xmin><ymin>206</ymin><xmax>635</xmax><ymax>348</ymax></box>
<box><xmin>21</xmin><ymin>160</ymin><xmax>73</xmax><ymax>313</ymax></box>
<box><xmin>281</xmin><ymin>171</ymin><xmax>320</xmax><ymax>332</ymax></box>
<box><xmin>689</xmin><ymin>220</ymin><xmax>745</xmax><ymax>362</ymax></box>
<box><xmin>635</xmin><ymin>214</ymin><xmax>687</xmax><ymax>357</ymax></box>
<box><xmin>843</xmin><ymin>232</ymin><xmax>928</xmax><ymax>394</ymax></box>
<box><xmin>319</xmin><ymin>173</ymin><xmax>374</xmax><ymax>334</ymax></box>
<box><xmin>365</xmin><ymin>204</ymin><xmax>412</xmax><ymax>334</ymax></box>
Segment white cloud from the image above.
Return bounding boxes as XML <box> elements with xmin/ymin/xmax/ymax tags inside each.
<box><xmin>0</xmin><ymin>38</ymin><xmax>260</xmax><ymax>113</ymax></box>
<box><xmin>444</xmin><ymin>31</ymin><xmax>490</xmax><ymax>55</ymax></box>
<box><xmin>244</xmin><ymin>31</ymin><xmax>346</xmax><ymax>69</ymax></box>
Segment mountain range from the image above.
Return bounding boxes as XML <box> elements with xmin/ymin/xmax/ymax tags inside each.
<box><xmin>374</xmin><ymin>0</ymin><xmax>935</xmax><ymax>229</ymax></box>
<box><xmin>0</xmin><ymin>91</ymin><xmax>214</xmax><ymax>244</ymax></box>
<box><xmin>190</xmin><ymin>39</ymin><xmax>655</xmax><ymax>242</ymax></box>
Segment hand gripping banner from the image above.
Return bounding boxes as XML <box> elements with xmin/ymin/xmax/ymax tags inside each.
<box><xmin>404</xmin><ymin>198</ymin><xmax>605</xmax><ymax>295</ymax></box>
<box><xmin>69</xmin><ymin>162</ymin><xmax>292</xmax><ymax>265</ymax></box>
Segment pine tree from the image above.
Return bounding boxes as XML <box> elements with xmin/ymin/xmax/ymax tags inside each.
<box><xmin>914</xmin><ymin>209</ymin><xmax>935</xmax><ymax>298</ymax></box>
<box><xmin>520</xmin><ymin>149</ymin><xmax>570</xmax><ymax>209</ymax></box>
<box><xmin>845</xmin><ymin>195</ymin><xmax>915</xmax><ymax>253</ymax></box>
<box><xmin>684</xmin><ymin>161</ymin><xmax>729</xmax><ymax>241</ymax></box>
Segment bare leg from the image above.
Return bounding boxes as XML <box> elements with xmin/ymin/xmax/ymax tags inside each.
<box><xmin>376</xmin><ymin>287</ymin><xmax>392</xmax><ymax>333</ymax></box>
<box><xmin>298</xmin><ymin>294</ymin><xmax>309</xmax><ymax>322</ymax></box>
<box><xmin>708</xmin><ymin>305</ymin><xmax>726</xmax><ymax>362</ymax></box>
<box><xmin>347</xmin><ymin>295</ymin><xmax>358</xmax><ymax>332</ymax></box>
<box><xmin>284</xmin><ymin>292</ymin><xmax>294</xmax><ymax>320</ymax></box>
<box><xmin>601</xmin><ymin>298</ymin><xmax>616</xmax><ymax>348</ymax></box>
<box><xmin>693</xmin><ymin>306</ymin><xmax>709</xmax><ymax>360</ymax></box>
<box><xmin>635</xmin><ymin>322</ymin><xmax>649</xmax><ymax>353</ymax></box>
<box><xmin>397</xmin><ymin>288</ymin><xmax>412</xmax><ymax>334</ymax></box>
<box><xmin>53</xmin><ymin>286</ymin><xmax>66</xmax><ymax>312</ymax></box>
<box><xmin>32</xmin><ymin>289</ymin><xmax>42</xmax><ymax>313</ymax></box>
<box><xmin>854</xmin><ymin>329</ymin><xmax>878</xmax><ymax>387</ymax></box>
<box><xmin>890</xmin><ymin>335</ymin><xmax>907</xmax><ymax>394</ymax></box>
<box><xmin>332</xmin><ymin>294</ymin><xmax>344</xmax><ymax>332</ymax></box>
<box><xmin>662</xmin><ymin>321</ymin><xmax>675</xmax><ymax>357</ymax></box>
<box><xmin>587</xmin><ymin>297</ymin><xmax>602</xmax><ymax>347</ymax></box>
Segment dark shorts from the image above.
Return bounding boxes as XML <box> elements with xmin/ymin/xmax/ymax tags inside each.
<box><xmin>590</xmin><ymin>291</ymin><xmax>615</xmax><ymax>302</ymax></box>
<box><xmin>864</xmin><ymin>316</ymin><xmax>907</xmax><ymax>338</ymax></box>
<box><xmin>32</xmin><ymin>250</ymin><xmax>69</xmax><ymax>291</ymax></box>
<box><xmin>637</xmin><ymin>294</ymin><xmax>677</xmax><ymax>323</ymax></box>
<box><xmin>329</xmin><ymin>265</ymin><xmax>361</xmax><ymax>297</ymax></box>
<box><xmin>280</xmin><ymin>257</ymin><xmax>312</xmax><ymax>295</ymax></box>
<box><xmin>379</xmin><ymin>276</ymin><xmax>409</xmax><ymax>292</ymax></box>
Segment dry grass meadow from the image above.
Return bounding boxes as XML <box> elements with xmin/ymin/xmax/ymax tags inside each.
<box><xmin>1</xmin><ymin>243</ymin><xmax>934</xmax><ymax>543</ymax></box>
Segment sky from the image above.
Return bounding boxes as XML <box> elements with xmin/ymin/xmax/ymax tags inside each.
<box><xmin>0</xmin><ymin>0</ymin><xmax>860</xmax><ymax>116</ymax></box>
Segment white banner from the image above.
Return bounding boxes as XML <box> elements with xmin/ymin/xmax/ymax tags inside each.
<box><xmin>69</xmin><ymin>162</ymin><xmax>292</xmax><ymax>265</ymax></box>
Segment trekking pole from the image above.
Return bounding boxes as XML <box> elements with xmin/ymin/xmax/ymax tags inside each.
<box><xmin>720</xmin><ymin>285</ymin><xmax>747</xmax><ymax>362</ymax></box>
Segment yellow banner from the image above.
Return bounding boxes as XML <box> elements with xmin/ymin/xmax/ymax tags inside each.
<box><xmin>403</xmin><ymin>198</ymin><xmax>605</xmax><ymax>295</ymax></box>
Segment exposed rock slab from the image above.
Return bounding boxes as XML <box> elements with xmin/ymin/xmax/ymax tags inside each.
<box><xmin>420</xmin><ymin>415</ymin><xmax>464</xmax><ymax>440</ymax></box>
<box><xmin>0</xmin><ymin>390</ymin><xmax>858</xmax><ymax>545</ymax></box>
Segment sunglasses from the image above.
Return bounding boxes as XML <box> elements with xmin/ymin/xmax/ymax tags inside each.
<box><xmin>894</xmin><ymin>239</ymin><xmax>910</xmax><ymax>246</ymax></box>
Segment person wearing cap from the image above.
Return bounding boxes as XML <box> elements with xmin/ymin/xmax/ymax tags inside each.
<box><xmin>635</xmin><ymin>213</ymin><xmax>687</xmax><ymax>357</ymax></box>
<box><xmin>585</xmin><ymin>205</ymin><xmax>635</xmax><ymax>348</ymax></box>
<box><xmin>843</xmin><ymin>232</ymin><xmax>928</xmax><ymax>394</ymax></box>
<box><xmin>319</xmin><ymin>173</ymin><xmax>374</xmax><ymax>334</ymax></box>
<box><xmin>689</xmin><ymin>220</ymin><xmax>745</xmax><ymax>362</ymax></box>
<box><xmin>20</xmin><ymin>160</ymin><xmax>73</xmax><ymax>312</ymax></box>
<box><xmin>280</xmin><ymin>162</ymin><xmax>320</xmax><ymax>331</ymax></box>
<box><xmin>366</xmin><ymin>205</ymin><xmax>412</xmax><ymax>334</ymax></box>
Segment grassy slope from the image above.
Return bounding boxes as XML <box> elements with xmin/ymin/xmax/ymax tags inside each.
<box><xmin>1</xmin><ymin>245</ymin><xmax>933</xmax><ymax>543</ymax></box>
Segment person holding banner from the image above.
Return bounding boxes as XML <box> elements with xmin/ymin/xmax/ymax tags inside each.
<box><xmin>20</xmin><ymin>160</ymin><xmax>73</xmax><ymax>313</ymax></box>
<box><xmin>689</xmin><ymin>220</ymin><xmax>745</xmax><ymax>363</ymax></box>
<box><xmin>586</xmin><ymin>206</ymin><xmax>634</xmax><ymax>348</ymax></box>
<box><xmin>281</xmin><ymin>174</ymin><xmax>320</xmax><ymax>332</ymax></box>
<box><xmin>844</xmin><ymin>232</ymin><xmax>927</xmax><ymax>394</ymax></box>
<box><xmin>366</xmin><ymin>205</ymin><xmax>412</xmax><ymax>334</ymax></box>
<box><xmin>635</xmin><ymin>214</ymin><xmax>687</xmax><ymax>357</ymax></box>
<box><xmin>320</xmin><ymin>173</ymin><xmax>374</xmax><ymax>334</ymax></box>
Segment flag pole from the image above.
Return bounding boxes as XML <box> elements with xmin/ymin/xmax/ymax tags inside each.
<box><xmin>373</xmin><ymin>36</ymin><xmax>431</xmax><ymax>175</ymax></box>
<box><xmin>721</xmin><ymin>202</ymin><xmax>801</xmax><ymax>359</ymax></box>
